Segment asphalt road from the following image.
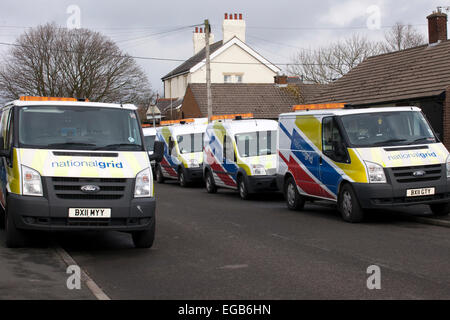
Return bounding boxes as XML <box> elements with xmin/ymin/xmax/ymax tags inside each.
<box><xmin>48</xmin><ymin>180</ymin><xmax>450</xmax><ymax>300</ymax></box>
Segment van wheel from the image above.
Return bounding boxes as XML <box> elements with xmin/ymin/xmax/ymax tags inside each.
<box><xmin>338</xmin><ymin>184</ymin><xmax>364</xmax><ymax>223</ymax></box>
<box><xmin>205</xmin><ymin>170</ymin><xmax>217</xmax><ymax>194</ymax></box>
<box><xmin>430</xmin><ymin>203</ymin><xmax>450</xmax><ymax>216</ymax></box>
<box><xmin>284</xmin><ymin>176</ymin><xmax>305</xmax><ymax>210</ymax></box>
<box><xmin>238</xmin><ymin>176</ymin><xmax>250</xmax><ymax>200</ymax></box>
<box><xmin>156</xmin><ymin>164</ymin><xmax>165</xmax><ymax>183</ymax></box>
<box><xmin>179</xmin><ymin>168</ymin><xmax>188</xmax><ymax>188</ymax></box>
<box><xmin>5</xmin><ymin>210</ymin><xmax>28</xmax><ymax>248</ymax></box>
<box><xmin>132</xmin><ymin>220</ymin><xmax>155</xmax><ymax>249</ymax></box>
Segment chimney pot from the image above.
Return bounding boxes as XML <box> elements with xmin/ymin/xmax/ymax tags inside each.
<box><xmin>229</xmin><ymin>13</ymin><xmax>233</xmax><ymax>20</ymax></box>
<box><xmin>225</xmin><ymin>13</ymin><xmax>228</xmax><ymax>19</ymax></box>
<box><xmin>234</xmin><ymin>13</ymin><xmax>238</xmax><ymax>20</ymax></box>
<box><xmin>195</xmin><ymin>27</ymin><xmax>198</xmax><ymax>33</ymax></box>
<box><xmin>427</xmin><ymin>10</ymin><xmax>448</xmax><ymax>44</ymax></box>
<box><xmin>239</xmin><ymin>13</ymin><xmax>242</xmax><ymax>20</ymax></box>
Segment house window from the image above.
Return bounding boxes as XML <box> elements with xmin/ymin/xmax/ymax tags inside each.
<box><xmin>223</xmin><ymin>74</ymin><xmax>243</xmax><ymax>83</ymax></box>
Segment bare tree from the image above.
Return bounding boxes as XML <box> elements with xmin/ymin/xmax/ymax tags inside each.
<box><xmin>287</xmin><ymin>34</ymin><xmax>381</xmax><ymax>84</ymax></box>
<box><xmin>381</xmin><ymin>22</ymin><xmax>426</xmax><ymax>53</ymax></box>
<box><xmin>0</xmin><ymin>23</ymin><xmax>153</xmax><ymax>104</ymax></box>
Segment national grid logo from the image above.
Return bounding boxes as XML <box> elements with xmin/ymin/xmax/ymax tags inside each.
<box><xmin>387</xmin><ymin>151</ymin><xmax>437</xmax><ymax>161</ymax></box>
<box><xmin>51</xmin><ymin>160</ymin><xmax>124</xmax><ymax>169</ymax></box>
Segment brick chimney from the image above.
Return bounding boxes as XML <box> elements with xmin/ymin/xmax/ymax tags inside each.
<box><xmin>193</xmin><ymin>27</ymin><xmax>214</xmax><ymax>54</ymax></box>
<box><xmin>222</xmin><ymin>12</ymin><xmax>246</xmax><ymax>43</ymax></box>
<box><xmin>274</xmin><ymin>75</ymin><xmax>288</xmax><ymax>85</ymax></box>
<box><xmin>427</xmin><ymin>9</ymin><xmax>448</xmax><ymax>44</ymax></box>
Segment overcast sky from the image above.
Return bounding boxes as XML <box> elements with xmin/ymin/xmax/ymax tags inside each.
<box><xmin>0</xmin><ymin>0</ymin><xmax>448</xmax><ymax>96</ymax></box>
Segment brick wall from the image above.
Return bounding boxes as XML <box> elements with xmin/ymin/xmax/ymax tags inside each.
<box><xmin>179</xmin><ymin>86</ymin><xmax>203</xmax><ymax>119</ymax></box>
<box><xmin>443</xmin><ymin>86</ymin><xmax>450</xmax><ymax>150</ymax></box>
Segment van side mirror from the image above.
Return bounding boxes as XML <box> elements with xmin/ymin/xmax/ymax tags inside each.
<box><xmin>0</xmin><ymin>139</ymin><xmax>9</xmax><ymax>158</ymax></box>
<box><xmin>149</xmin><ymin>141</ymin><xmax>164</xmax><ymax>163</ymax></box>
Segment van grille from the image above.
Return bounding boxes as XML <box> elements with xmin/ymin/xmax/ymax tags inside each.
<box><xmin>50</xmin><ymin>177</ymin><xmax>127</xmax><ymax>200</ymax></box>
<box><xmin>390</xmin><ymin>164</ymin><xmax>442</xmax><ymax>183</ymax></box>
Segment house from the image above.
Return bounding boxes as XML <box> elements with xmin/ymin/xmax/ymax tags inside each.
<box><xmin>161</xmin><ymin>13</ymin><xmax>281</xmax><ymax>100</ymax></box>
<box><xmin>309</xmin><ymin>9</ymin><xmax>450</xmax><ymax>149</ymax></box>
<box><xmin>176</xmin><ymin>76</ymin><xmax>325</xmax><ymax>120</ymax></box>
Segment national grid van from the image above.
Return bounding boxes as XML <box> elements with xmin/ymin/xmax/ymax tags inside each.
<box><xmin>0</xmin><ymin>96</ymin><xmax>163</xmax><ymax>248</ymax></box>
<box><xmin>277</xmin><ymin>103</ymin><xmax>450</xmax><ymax>222</ymax></box>
<box><xmin>155</xmin><ymin>118</ymin><xmax>207</xmax><ymax>187</ymax></box>
<box><xmin>203</xmin><ymin>114</ymin><xmax>278</xmax><ymax>199</ymax></box>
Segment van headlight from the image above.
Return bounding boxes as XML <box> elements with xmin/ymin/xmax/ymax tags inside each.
<box><xmin>134</xmin><ymin>168</ymin><xmax>152</xmax><ymax>197</ymax></box>
<box><xmin>22</xmin><ymin>165</ymin><xmax>43</xmax><ymax>196</ymax></box>
<box><xmin>446</xmin><ymin>155</ymin><xmax>450</xmax><ymax>178</ymax></box>
<box><xmin>251</xmin><ymin>164</ymin><xmax>266</xmax><ymax>175</ymax></box>
<box><xmin>364</xmin><ymin>161</ymin><xmax>386</xmax><ymax>183</ymax></box>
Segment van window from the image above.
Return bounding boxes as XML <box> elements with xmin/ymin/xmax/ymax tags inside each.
<box><xmin>340</xmin><ymin>111</ymin><xmax>435</xmax><ymax>147</ymax></box>
<box><xmin>223</xmin><ymin>135</ymin><xmax>235</xmax><ymax>163</ymax></box>
<box><xmin>18</xmin><ymin>106</ymin><xmax>143</xmax><ymax>151</ymax></box>
<box><xmin>144</xmin><ymin>135</ymin><xmax>155</xmax><ymax>152</ymax></box>
<box><xmin>322</xmin><ymin>117</ymin><xmax>348</xmax><ymax>162</ymax></box>
<box><xmin>235</xmin><ymin>130</ymin><xmax>276</xmax><ymax>158</ymax></box>
<box><xmin>5</xmin><ymin>109</ymin><xmax>14</xmax><ymax>150</ymax></box>
<box><xmin>177</xmin><ymin>133</ymin><xmax>203</xmax><ymax>154</ymax></box>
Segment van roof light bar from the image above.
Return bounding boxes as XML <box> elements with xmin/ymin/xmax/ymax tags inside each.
<box><xmin>292</xmin><ymin>103</ymin><xmax>346</xmax><ymax>111</ymax></box>
<box><xmin>19</xmin><ymin>96</ymin><xmax>79</xmax><ymax>102</ymax></box>
<box><xmin>160</xmin><ymin>118</ymin><xmax>195</xmax><ymax>126</ymax></box>
<box><xmin>210</xmin><ymin>113</ymin><xmax>253</xmax><ymax>121</ymax></box>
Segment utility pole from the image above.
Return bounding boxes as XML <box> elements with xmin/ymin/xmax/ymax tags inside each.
<box><xmin>205</xmin><ymin>19</ymin><xmax>212</xmax><ymax>122</ymax></box>
<box><xmin>153</xmin><ymin>93</ymin><xmax>158</xmax><ymax>128</ymax></box>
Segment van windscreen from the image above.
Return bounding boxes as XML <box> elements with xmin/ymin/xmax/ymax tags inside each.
<box><xmin>177</xmin><ymin>133</ymin><xmax>204</xmax><ymax>154</ymax></box>
<box><xmin>18</xmin><ymin>106</ymin><xmax>143</xmax><ymax>151</ymax></box>
<box><xmin>340</xmin><ymin>111</ymin><xmax>436</xmax><ymax>147</ymax></box>
<box><xmin>235</xmin><ymin>130</ymin><xmax>276</xmax><ymax>157</ymax></box>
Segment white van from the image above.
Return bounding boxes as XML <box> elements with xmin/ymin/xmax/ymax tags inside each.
<box><xmin>277</xmin><ymin>103</ymin><xmax>450</xmax><ymax>222</ymax></box>
<box><xmin>155</xmin><ymin>118</ymin><xmax>207</xmax><ymax>187</ymax></box>
<box><xmin>0</xmin><ymin>96</ymin><xmax>163</xmax><ymax>248</ymax></box>
<box><xmin>203</xmin><ymin>114</ymin><xmax>278</xmax><ymax>199</ymax></box>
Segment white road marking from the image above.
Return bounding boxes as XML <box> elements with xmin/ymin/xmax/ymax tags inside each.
<box><xmin>54</xmin><ymin>246</ymin><xmax>111</xmax><ymax>300</ymax></box>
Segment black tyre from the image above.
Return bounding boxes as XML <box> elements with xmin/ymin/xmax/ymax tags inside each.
<box><xmin>5</xmin><ymin>210</ymin><xmax>28</xmax><ymax>248</ymax></box>
<box><xmin>430</xmin><ymin>203</ymin><xmax>450</xmax><ymax>216</ymax></box>
<box><xmin>238</xmin><ymin>175</ymin><xmax>251</xmax><ymax>200</ymax></box>
<box><xmin>156</xmin><ymin>164</ymin><xmax>165</xmax><ymax>183</ymax></box>
<box><xmin>132</xmin><ymin>220</ymin><xmax>155</xmax><ymax>249</ymax></box>
<box><xmin>338</xmin><ymin>184</ymin><xmax>364</xmax><ymax>223</ymax></box>
<box><xmin>179</xmin><ymin>168</ymin><xmax>188</xmax><ymax>188</ymax></box>
<box><xmin>284</xmin><ymin>176</ymin><xmax>305</xmax><ymax>210</ymax></box>
<box><xmin>205</xmin><ymin>170</ymin><xmax>217</xmax><ymax>194</ymax></box>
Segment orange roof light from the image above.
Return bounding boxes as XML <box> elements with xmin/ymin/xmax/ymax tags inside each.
<box><xmin>210</xmin><ymin>113</ymin><xmax>254</xmax><ymax>121</ymax></box>
<box><xmin>292</xmin><ymin>103</ymin><xmax>346</xmax><ymax>111</ymax></box>
<box><xmin>19</xmin><ymin>96</ymin><xmax>80</xmax><ymax>102</ymax></box>
<box><xmin>160</xmin><ymin>118</ymin><xmax>195</xmax><ymax>126</ymax></box>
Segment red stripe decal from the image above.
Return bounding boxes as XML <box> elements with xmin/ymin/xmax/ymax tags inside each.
<box><xmin>205</xmin><ymin>149</ymin><xmax>236</xmax><ymax>187</ymax></box>
<box><xmin>279</xmin><ymin>152</ymin><xmax>334</xmax><ymax>199</ymax></box>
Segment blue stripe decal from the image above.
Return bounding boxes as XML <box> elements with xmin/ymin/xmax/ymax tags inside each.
<box><xmin>281</xmin><ymin>122</ymin><xmax>341</xmax><ymax>195</ymax></box>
